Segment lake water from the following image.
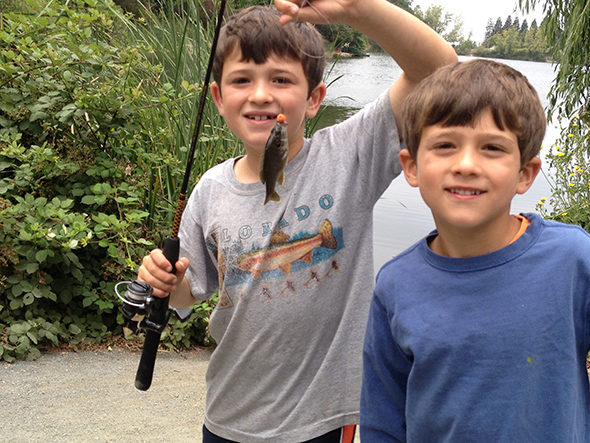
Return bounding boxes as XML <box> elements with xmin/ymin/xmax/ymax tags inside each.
<box><xmin>320</xmin><ymin>54</ymin><xmax>560</xmax><ymax>271</ymax></box>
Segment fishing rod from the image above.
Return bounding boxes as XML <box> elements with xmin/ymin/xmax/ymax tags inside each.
<box><xmin>115</xmin><ymin>0</ymin><xmax>227</xmax><ymax>391</ymax></box>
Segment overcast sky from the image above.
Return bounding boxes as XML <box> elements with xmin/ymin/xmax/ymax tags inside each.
<box><xmin>412</xmin><ymin>0</ymin><xmax>546</xmax><ymax>43</ymax></box>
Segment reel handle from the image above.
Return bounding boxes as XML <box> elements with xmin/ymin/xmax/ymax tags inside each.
<box><xmin>134</xmin><ymin>236</ymin><xmax>179</xmax><ymax>391</ymax></box>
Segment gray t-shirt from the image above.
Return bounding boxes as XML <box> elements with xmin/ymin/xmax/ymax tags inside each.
<box><xmin>178</xmin><ymin>92</ymin><xmax>401</xmax><ymax>442</ymax></box>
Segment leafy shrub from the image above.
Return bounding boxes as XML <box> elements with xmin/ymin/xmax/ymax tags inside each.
<box><xmin>537</xmin><ymin>112</ymin><xmax>590</xmax><ymax>231</ymax></box>
<box><xmin>0</xmin><ymin>0</ymin><xmax>229</xmax><ymax>361</ymax></box>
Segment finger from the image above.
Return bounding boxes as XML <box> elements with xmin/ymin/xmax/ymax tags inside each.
<box><xmin>275</xmin><ymin>0</ymin><xmax>299</xmax><ymax>24</ymax></box>
<box><xmin>175</xmin><ymin>257</ymin><xmax>190</xmax><ymax>273</ymax></box>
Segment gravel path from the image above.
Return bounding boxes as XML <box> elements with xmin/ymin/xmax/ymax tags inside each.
<box><xmin>1</xmin><ymin>347</ymin><xmax>362</xmax><ymax>442</ymax></box>
<box><xmin>0</xmin><ymin>348</ymin><xmax>211</xmax><ymax>442</ymax></box>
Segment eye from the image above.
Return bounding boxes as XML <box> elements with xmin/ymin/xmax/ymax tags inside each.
<box><xmin>482</xmin><ymin>144</ymin><xmax>506</xmax><ymax>154</ymax></box>
<box><xmin>434</xmin><ymin>142</ymin><xmax>454</xmax><ymax>150</ymax></box>
<box><xmin>232</xmin><ymin>77</ymin><xmax>249</xmax><ymax>84</ymax></box>
<box><xmin>273</xmin><ymin>76</ymin><xmax>292</xmax><ymax>85</ymax></box>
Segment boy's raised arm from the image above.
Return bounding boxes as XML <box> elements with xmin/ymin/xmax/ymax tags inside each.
<box><xmin>274</xmin><ymin>0</ymin><xmax>457</xmax><ymax>122</ymax></box>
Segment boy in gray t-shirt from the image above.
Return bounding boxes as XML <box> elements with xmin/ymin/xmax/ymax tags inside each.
<box><xmin>137</xmin><ymin>1</ymin><xmax>457</xmax><ymax>441</ymax></box>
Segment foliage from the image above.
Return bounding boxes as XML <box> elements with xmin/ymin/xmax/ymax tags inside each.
<box><xmin>412</xmin><ymin>4</ymin><xmax>476</xmax><ymax>55</ymax></box>
<box><xmin>0</xmin><ymin>0</ymin><xmax>230</xmax><ymax>361</ymax></box>
<box><xmin>473</xmin><ymin>13</ymin><xmax>548</xmax><ymax>60</ymax></box>
<box><xmin>537</xmin><ymin>114</ymin><xmax>590</xmax><ymax>230</ymax></box>
<box><xmin>473</xmin><ymin>24</ymin><xmax>549</xmax><ymax>61</ymax></box>
<box><xmin>521</xmin><ymin>0</ymin><xmax>590</xmax><ymax>232</ymax></box>
<box><xmin>520</xmin><ymin>0</ymin><xmax>590</xmax><ymax>121</ymax></box>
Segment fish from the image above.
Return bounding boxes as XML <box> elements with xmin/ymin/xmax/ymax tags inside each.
<box><xmin>235</xmin><ymin>219</ymin><xmax>337</xmax><ymax>280</ymax></box>
<box><xmin>260</xmin><ymin>113</ymin><xmax>288</xmax><ymax>204</ymax></box>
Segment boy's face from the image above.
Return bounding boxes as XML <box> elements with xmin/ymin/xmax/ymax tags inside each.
<box><xmin>400</xmin><ymin>109</ymin><xmax>541</xmax><ymax>235</ymax></box>
<box><xmin>210</xmin><ymin>48</ymin><xmax>325</xmax><ymax>158</ymax></box>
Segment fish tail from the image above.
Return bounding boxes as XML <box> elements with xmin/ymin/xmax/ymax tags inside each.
<box><xmin>264</xmin><ymin>192</ymin><xmax>281</xmax><ymax>205</ymax></box>
<box><xmin>318</xmin><ymin>219</ymin><xmax>337</xmax><ymax>249</ymax></box>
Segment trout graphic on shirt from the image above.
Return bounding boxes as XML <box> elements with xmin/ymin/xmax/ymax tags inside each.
<box><xmin>235</xmin><ymin>219</ymin><xmax>337</xmax><ymax>280</ymax></box>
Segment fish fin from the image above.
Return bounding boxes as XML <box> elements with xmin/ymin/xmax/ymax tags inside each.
<box><xmin>319</xmin><ymin>219</ymin><xmax>337</xmax><ymax>249</ymax></box>
<box><xmin>301</xmin><ymin>251</ymin><xmax>313</xmax><ymax>263</ymax></box>
<box><xmin>279</xmin><ymin>263</ymin><xmax>292</xmax><ymax>274</ymax></box>
<box><xmin>271</xmin><ymin>232</ymin><xmax>290</xmax><ymax>244</ymax></box>
<box><xmin>278</xmin><ymin>171</ymin><xmax>285</xmax><ymax>185</ymax></box>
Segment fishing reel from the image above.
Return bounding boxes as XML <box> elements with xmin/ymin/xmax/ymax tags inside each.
<box><xmin>115</xmin><ymin>280</ymin><xmax>169</xmax><ymax>337</ymax></box>
<box><xmin>115</xmin><ymin>280</ymin><xmax>191</xmax><ymax>338</ymax></box>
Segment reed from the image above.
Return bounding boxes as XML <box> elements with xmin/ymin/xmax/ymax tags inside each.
<box><xmin>108</xmin><ymin>0</ymin><xmax>241</xmax><ymax>228</ymax></box>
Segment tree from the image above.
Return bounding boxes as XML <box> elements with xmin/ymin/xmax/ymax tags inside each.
<box><xmin>413</xmin><ymin>4</ymin><xmax>467</xmax><ymax>47</ymax></box>
<box><xmin>520</xmin><ymin>18</ymin><xmax>529</xmax><ymax>35</ymax></box>
<box><xmin>520</xmin><ymin>0</ymin><xmax>589</xmax><ymax>120</ymax></box>
<box><xmin>485</xmin><ymin>18</ymin><xmax>495</xmax><ymax>40</ymax></box>
<box><xmin>512</xmin><ymin>17</ymin><xmax>520</xmax><ymax>32</ymax></box>
<box><xmin>493</xmin><ymin>17</ymin><xmax>504</xmax><ymax>35</ymax></box>
<box><xmin>521</xmin><ymin>0</ymin><xmax>590</xmax><ymax>232</ymax></box>
<box><xmin>503</xmin><ymin>15</ymin><xmax>513</xmax><ymax>31</ymax></box>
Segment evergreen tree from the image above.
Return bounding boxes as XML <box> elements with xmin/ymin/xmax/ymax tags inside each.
<box><xmin>503</xmin><ymin>15</ymin><xmax>513</xmax><ymax>31</ymax></box>
<box><xmin>520</xmin><ymin>18</ymin><xmax>529</xmax><ymax>34</ymax></box>
<box><xmin>512</xmin><ymin>17</ymin><xmax>520</xmax><ymax>31</ymax></box>
<box><xmin>485</xmin><ymin>18</ymin><xmax>495</xmax><ymax>40</ymax></box>
<box><xmin>493</xmin><ymin>17</ymin><xmax>503</xmax><ymax>35</ymax></box>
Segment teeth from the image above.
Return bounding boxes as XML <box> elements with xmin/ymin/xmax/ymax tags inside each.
<box><xmin>450</xmin><ymin>188</ymin><xmax>482</xmax><ymax>195</ymax></box>
<box><xmin>249</xmin><ymin>115</ymin><xmax>272</xmax><ymax>121</ymax></box>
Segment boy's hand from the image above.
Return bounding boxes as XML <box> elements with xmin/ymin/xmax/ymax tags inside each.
<box><xmin>137</xmin><ymin>249</ymin><xmax>189</xmax><ymax>298</ymax></box>
<box><xmin>274</xmin><ymin>0</ymin><xmax>355</xmax><ymax>26</ymax></box>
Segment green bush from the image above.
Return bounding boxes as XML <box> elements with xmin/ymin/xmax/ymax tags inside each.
<box><xmin>0</xmin><ymin>0</ymin><xmax>226</xmax><ymax>361</ymax></box>
<box><xmin>537</xmin><ymin>112</ymin><xmax>590</xmax><ymax>231</ymax></box>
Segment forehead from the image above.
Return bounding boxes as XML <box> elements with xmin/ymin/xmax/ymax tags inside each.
<box><xmin>421</xmin><ymin>109</ymin><xmax>518</xmax><ymax>141</ymax></box>
<box><xmin>221</xmin><ymin>47</ymin><xmax>305</xmax><ymax>75</ymax></box>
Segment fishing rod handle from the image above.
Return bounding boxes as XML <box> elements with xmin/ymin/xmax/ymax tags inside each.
<box><xmin>134</xmin><ymin>236</ymin><xmax>180</xmax><ymax>391</ymax></box>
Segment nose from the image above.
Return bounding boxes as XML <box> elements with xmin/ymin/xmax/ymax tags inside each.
<box><xmin>452</xmin><ymin>147</ymin><xmax>481</xmax><ymax>175</ymax></box>
<box><xmin>249</xmin><ymin>80</ymin><xmax>273</xmax><ymax>104</ymax></box>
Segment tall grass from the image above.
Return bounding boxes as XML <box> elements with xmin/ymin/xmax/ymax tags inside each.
<box><xmin>107</xmin><ymin>0</ymin><xmax>241</xmax><ymax>228</ymax></box>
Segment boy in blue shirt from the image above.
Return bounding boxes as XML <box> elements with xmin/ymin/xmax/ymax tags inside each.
<box><xmin>361</xmin><ymin>59</ymin><xmax>590</xmax><ymax>441</ymax></box>
<box><xmin>137</xmin><ymin>0</ymin><xmax>456</xmax><ymax>441</ymax></box>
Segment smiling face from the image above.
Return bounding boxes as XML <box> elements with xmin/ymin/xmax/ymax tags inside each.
<box><xmin>400</xmin><ymin>109</ymin><xmax>541</xmax><ymax>249</ymax></box>
<box><xmin>210</xmin><ymin>48</ymin><xmax>325</xmax><ymax>159</ymax></box>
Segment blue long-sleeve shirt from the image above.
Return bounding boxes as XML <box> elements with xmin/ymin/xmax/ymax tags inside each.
<box><xmin>361</xmin><ymin>213</ymin><xmax>590</xmax><ymax>442</ymax></box>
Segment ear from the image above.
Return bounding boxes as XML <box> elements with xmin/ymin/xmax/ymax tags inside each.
<box><xmin>516</xmin><ymin>156</ymin><xmax>542</xmax><ymax>194</ymax></box>
<box><xmin>400</xmin><ymin>148</ymin><xmax>419</xmax><ymax>188</ymax></box>
<box><xmin>210</xmin><ymin>81</ymin><xmax>224</xmax><ymax>116</ymax></box>
<box><xmin>305</xmin><ymin>82</ymin><xmax>327</xmax><ymax>119</ymax></box>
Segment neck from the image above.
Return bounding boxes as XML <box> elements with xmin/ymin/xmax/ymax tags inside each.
<box><xmin>430</xmin><ymin>214</ymin><xmax>521</xmax><ymax>258</ymax></box>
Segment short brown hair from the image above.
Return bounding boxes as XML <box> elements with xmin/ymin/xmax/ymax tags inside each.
<box><xmin>400</xmin><ymin>59</ymin><xmax>546</xmax><ymax>166</ymax></box>
<box><xmin>212</xmin><ymin>6</ymin><xmax>325</xmax><ymax>97</ymax></box>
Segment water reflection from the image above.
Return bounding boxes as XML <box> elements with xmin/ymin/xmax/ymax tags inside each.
<box><xmin>317</xmin><ymin>54</ymin><xmax>560</xmax><ymax>271</ymax></box>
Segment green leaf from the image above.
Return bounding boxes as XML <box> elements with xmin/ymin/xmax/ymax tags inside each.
<box><xmin>29</xmin><ymin>111</ymin><xmax>49</xmax><ymax>122</ymax></box>
<box><xmin>35</xmin><ymin>250</ymin><xmax>49</xmax><ymax>262</ymax></box>
<box><xmin>23</xmin><ymin>293</ymin><xmax>34</xmax><ymax>306</ymax></box>
<box><xmin>24</xmin><ymin>262</ymin><xmax>39</xmax><ymax>273</ymax></box>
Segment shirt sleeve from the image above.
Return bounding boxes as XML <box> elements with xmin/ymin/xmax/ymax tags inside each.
<box><xmin>361</xmin><ymin>287</ymin><xmax>411</xmax><ymax>441</ymax></box>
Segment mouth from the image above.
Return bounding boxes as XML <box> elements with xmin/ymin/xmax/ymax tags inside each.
<box><xmin>447</xmin><ymin>187</ymin><xmax>484</xmax><ymax>196</ymax></box>
<box><xmin>245</xmin><ymin>113</ymin><xmax>277</xmax><ymax>122</ymax></box>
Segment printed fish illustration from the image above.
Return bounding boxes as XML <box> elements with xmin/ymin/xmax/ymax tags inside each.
<box><xmin>235</xmin><ymin>219</ymin><xmax>337</xmax><ymax>280</ymax></box>
<box><xmin>260</xmin><ymin>113</ymin><xmax>288</xmax><ymax>204</ymax></box>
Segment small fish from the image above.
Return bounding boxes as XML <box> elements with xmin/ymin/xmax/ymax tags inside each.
<box><xmin>260</xmin><ymin>113</ymin><xmax>288</xmax><ymax>204</ymax></box>
<box><xmin>235</xmin><ymin>219</ymin><xmax>337</xmax><ymax>280</ymax></box>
